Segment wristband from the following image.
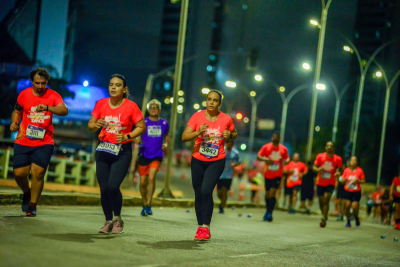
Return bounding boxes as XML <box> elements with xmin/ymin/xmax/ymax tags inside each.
<box><xmin>229</xmin><ymin>133</ymin><xmax>233</xmax><ymax>139</ymax></box>
<box><xmin>46</xmin><ymin>105</ymin><xmax>49</xmax><ymax>111</ymax></box>
<box><xmin>127</xmin><ymin>134</ymin><xmax>132</xmax><ymax>140</ymax></box>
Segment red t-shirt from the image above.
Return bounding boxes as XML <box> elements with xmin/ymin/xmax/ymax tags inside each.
<box><xmin>187</xmin><ymin>110</ymin><xmax>234</xmax><ymax>162</ymax></box>
<box><xmin>392</xmin><ymin>177</ymin><xmax>400</xmax><ymax>197</ymax></box>
<box><xmin>314</xmin><ymin>152</ymin><xmax>342</xmax><ymax>187</ymax></box>
<box><xmin>91</xmin><ymin>98</ymin><xmax>143</xmax><ymax>144</ymax></box>
<box><xmin>284</xmin><ymin>161</ymin><xmax>308</xmax><ymax>188</ymax></box>
<box><xmin>15</xmin><ymin>87</ymin><xmax>64</xmax><ymax>147</ymax></box>
<box><xmin>258</xmin><ymin>143</ymin><xmax>289</xmax><ymax>179</ymax></box>
<box><xmin>342</xmin><ymin>167</ymin><xmax>365</xmax><ymax>192</ymax></box>
<box><xmin>372</xmin><ymin>192</ymin><xmax>382</xmax><ymax>204</ymax></box>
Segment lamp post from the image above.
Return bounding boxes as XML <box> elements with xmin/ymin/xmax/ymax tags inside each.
<box><xmin>306</xmin><ymin>0</ymin><xmax>333</xmax><ymax>161</ymax></box>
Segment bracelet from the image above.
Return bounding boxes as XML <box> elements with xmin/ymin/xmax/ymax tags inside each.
<box><xmin>127</xmin><ymin>134</ymin><xmax>131</xmax><ymax>140</ymax></box>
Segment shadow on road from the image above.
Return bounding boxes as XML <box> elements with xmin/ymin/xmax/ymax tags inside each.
<box><xmin>137</xmin><ymin>240</ymin><xmax>206</xmax><ymax>250</ymax></box>
<box><xmin>32</xmin><ymin>233</ymin><xmax>119</xmax><ymax>243</ymax></box>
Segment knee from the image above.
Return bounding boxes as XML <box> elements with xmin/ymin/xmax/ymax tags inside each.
<box><xmin>14</xmin><ymin>169</ymin><xmax>28</xmax><ymax>179</ymax></box>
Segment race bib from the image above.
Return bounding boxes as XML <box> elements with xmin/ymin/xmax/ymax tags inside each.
<box><xmin>289</xmin><ymin>175</ymin><xmax>299</xmax><ymax>182</ymax></box>
<box><xmin>269</xmin><ymin>163</ymin><xmax>279</xmax><ymax>171</ymax></box>
<box><xmin>397</xmin><ymin>186</ymin><xmax>400</xmax><ymax>193</ymax></box>
<box><xmin>347</xmin><ymin>183</ymin><xmax>358</xmax><ymax>190</ymax></box>
<box><xmin>200</xmin><ymin>142</ymin><xmax>219</xmax><ymax>158</ymax></box>
<box><xmin>26</xmin><ymin>125</ymin><xmax>45</xmax><ymax>140</ymax></box>
<box><xmin>148</xmin><ymin>126</ymin><xmax>162</xmax><ymax>137</ymax></box>
<box><xmin>321</xmin><ymin>171</ymin><xmax>331</xmax><ymax>179</ymax></box>
<box><xmin>96</xmin><ymin>141</ymin><xmax>121</xmax><ymax>155</ymax></box>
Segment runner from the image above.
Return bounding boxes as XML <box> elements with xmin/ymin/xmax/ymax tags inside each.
<box><xmin>341</xmin><ymin>156</ymin><xmax>365</xmax><ymax>227</ymax></box>
<box><xmin>88</xmin><ymin>74</ymin><xmax>145</xmax><ymax>234</ymax></box>
<box><xmin>217</xmin><ymin>140</ymin><xmax>241</xmax><ymax>214</ymax></box>
<box><xmin>257</xmin><ymin>132</ymin><xmax>289</xmax><ymax>222</ymax></box>
<box><xmin>182</xmin><ymin>90</ymin><xmax>237</xmax><ymax>240</ymax></box>
<box><xmin>135</xmin><ymin>99</ymin><xmax>169</xmax><ymax>216</ymax></box>
<box><xmin>283</xmin><ymin>153</ymin><xmax>308</xmax><ymax>214</ymax></box>
<box><xmin>335</xmin><ymin>177</ymin><xmax>346</xmax><ymax>221</ymax></box>
<box><xmin>372</xmin><ymin>186</ymin><xmax>383</xmax><ymax>223</ymax></box>
<box><xmin>389</xmin><ymin>166</ymin><xmax>400</xmax><ymax>230</ymax></box>
<box><xmin>300</xmin><ymin>161</ymin><xmax>316</xmax><ymax>214</ymax></box>
<box><xmin>313</xmin><ymin>141</ymin><xmax>343</xmax><ymax>227</ymax></box>
<box><xmin>10</xmin><ymin>68</ymin><xmax>68</xmax><ymax>217</ymax></box>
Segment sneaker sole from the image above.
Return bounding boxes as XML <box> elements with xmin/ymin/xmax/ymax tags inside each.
<box><xmin>99</xmin><ymin>230</ymin><xmax>112</xmax><ymax>234</ymax></box>
<box><xmin>111</xmin><ymin>230</ymin><xmax>124</xmax><ymax>234</ymax></box>
<box><xmin>26</xmin><ymin>213</ymin><xmax>36</xmax><ymax>217</ymax></box>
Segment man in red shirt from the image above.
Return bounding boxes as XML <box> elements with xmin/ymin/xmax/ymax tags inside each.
<box><xmin>257</xmin><ymin>132</ymin><xmax>289</xmax><ymax>222</ymax></box>
<box><xmin>10</xmin><ymin>68</ymin><xmax>68</xmax><ymax>216</ymax></box>
<box><xmin>313</xmin><ymin>141</ymin><xmax>343</xmax><ymax>227</ymax></box>
<box><xmin>284</xmin><ymin>153</ymin><xmax>308</xmax><ymax>214</ymax></box>
<box><xmin>389</xmin><ymin>165</ymin><xmax>400</xmax><ymax>230</ymax></box>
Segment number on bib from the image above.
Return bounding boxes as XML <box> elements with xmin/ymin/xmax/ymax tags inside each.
<box><xmin>96</xmin><ymin>141</ymin><xmax>121</xmax><ymax>155</ymax></box>
<box><xmin>289</xmin><ymin>175</ymin><xmax>299</xmax><ymax>182</ymax></box>
<box><xmin>26</xmin><ymin>125</ymin><xmax>45</xmax><ymax>140</ymax></box>
<box><xmin>148</xmin><ymin>126</ymin><xmax>162</xmax><ymax>137</ymax></box>
<box><xmin>200</xmin><ymin>142</ymin><xmax>219</xmax><ymax>158</ymax></box>
<box><xmin>321</xmin><ymin>171</ymin><xmax>331</xmax><ymax>179</ymax></box>
<box><xmin>347</xmin><ymin>183</ymin><xmax>358</xmax><ymax>190</ymax></box>
<box><xmin>269</xmin><ymin>163</ymin><xmax>279</xmax><ymax>171</ymax></box>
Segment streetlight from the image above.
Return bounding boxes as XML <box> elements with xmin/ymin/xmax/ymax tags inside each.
<box><xmin>343</xmin><ymin>46</ymin><xmax>353</xmax><ymax>53</ymax></box>
<box><xmin>193</xmin><ymin>103</ymin><xmax>200</xmax><ymax>109</ymax></box>
<box><xmin>316</xmin><ymin>83</ymin><xmax>326</xmax><ymax>90</ymax></box>
<box><xmin>250</xmin><ymin>91</ymin><xmax>256</xmax><ymax>97</ymax></box>
<box><xmin>306</xmin><ymin>0</ymin><xmax>333</xmax><ymax>161</ymax></box>
<box><xmin>279</xmin><ymin>86</ymin><xmax>285</xmax><ymax>92</ymax></box>
<box><xmin>225</xmin><ymin>81</ymin><xmax>237</xmax><ymax>88</ymax></box>
<box><xmin>302</xmin><ymin>63</ymin><xmax>311</xmax><ymax>70</ymax></box>
<box><xmin>243</xmin><ymin>117</ymin><xmax>249</xmax><ymax>123</ymax></box>
<box><xmin>376</xmin><ymin>71</ymin><xmax>382</xmax><ymax>78</ymax></box>
<box><xmin>254</xmin><ymin>74</ymin><xmax>263</xmax><ymax>81</ymax></box>
<box><xmin>83</xmin><ymin>80</ymin><xmax>89</xmax><ymax>87</ymax></box>
<box><xmin>310</xmin><ymin>20</ymin><xmax>319</xmax><ymax>27</ymax></box>
<box><xmin>201</xmin><ymin>87</ymin><xmax>210</xmax><ymax>94</ymax></box>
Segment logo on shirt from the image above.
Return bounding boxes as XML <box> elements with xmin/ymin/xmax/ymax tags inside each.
<box><xmin>270</xmin><ymin>151</ymin><xmax>282</xmax><ymax>161</ymax></box>
<box><xmin>201</xmin><ymin>127</ymin><xmax>223</xmax><ymax>144</ymax></box>
<box><xmin>104</xmin><ymin>114</ymin><xmax>127</xmax><ymax>134</ymax></box>
<box><xmin>322</xmin><ymin>162</ymin><xmax>334</xmax><ymax>171</ymax></box>
<box><xmin>27</xmin><ymin>106</ymin><xmax>50</xmax><ymax>123</ymax></box>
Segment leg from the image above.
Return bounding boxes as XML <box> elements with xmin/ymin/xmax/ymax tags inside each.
<box><xmin>96</xmin><ymin>152</ymin><xmax>113</xmax><ymax>221</ymax></box>
<box><xmin>322</xmin><ymin>193</ymin><xmax>332</xmax><ymax>219</ymax></box>
<box><xmin>191</xmin><ymin>158</ymin><xmax>206</xmax><ymax>226</ymax></box>
<box><xmin>352</xmin><ymin>201</ymin><xmax>359</xmax><ymax>218</ymax></box>
<box><xmin>29</xmin><ymin>163</ymin><xmax>47</xmax><ymax>204</ymax></box>
<box><xmin>292</xmin><ymin>189</ymin><xmax>298</xmax><ymax>209</ymax></box>
<box><xmin>139</xmin><ymin>175</ymin><xmax>149</xmax><ymax>206</ymax></box>
<box><xmin>395</xmin><ymin>203</ymin><xmax>400</xmax><ymax>224</ymax></box>
<box><xmin>13</xmin><ymin>166</ymin><xmax>31</xmax><ymax>193</ymax></box>
<box><xmin>344</xmin><ymin>200</ymin><xmax>351</xmax><ymax>221</ymax></box>
<box><xmin>220</xmin><ymin>187</ymin><xmax>228</xmax><ymax>208</ymax></box>
<box><xmin>146</xmin><ymin>168</ymin><xmax>158</xmax><ymax>206</ymax></box>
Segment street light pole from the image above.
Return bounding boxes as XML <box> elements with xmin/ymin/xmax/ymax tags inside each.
<box><xmin>306</xmin><ymin>0</ymin><xmax>333</xmax><ymax>161</ymax></box>
<box><xmin>248</xmin><ymin>91</ymin><xmax>267</xmax><ymax>154</ymax></box>
<box><xmin>377</xmin><ymin>69</ymin><xmax>400</xmax><ymax>186</ymax></box>
<box><xmin>158</xmin><ymin>0</ymin><xmax>189</xmax><ymax>198</ymax></box>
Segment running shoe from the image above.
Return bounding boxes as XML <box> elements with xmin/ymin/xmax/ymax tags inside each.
<box><xmin>355</xmin><ymin>217</ymin><xmax>360</xmax><ymax>227</ymax></box>
<box><xmin>26</xmin><ymin>203</ymin><xmax>37</xmax><ymax>217</ymax></box>
<box><xmin>145</xmin><ymin>206</ymin><xmax>153</xmax><ymax>215</ymax></box>
<box><xmin>394</xmin><ymin>224</ymin><xmax>400</xmax><ymax>230</ymax></box>
<box><xmin>289</xmin><ymin>209</ymin><xmax>296</xmax><ymax>214</ymax></box>
<box><xmin>336</xmin><ymin>215</ymin><xmax>344</xmax><ymax>221</ymax></box>
<box><xmin>195</xmin><ymin>227</ymin><xmax>204</xmax><ymax>240</ymax></box>
<box><xmin>141</xmin><ymin>206</ymin><xmax>147</xmax><ymax>216</ymax></box>
<box><xmin>219</xmin><ymin>204</ymin><xmax>224</xmax><ymax>214</ymax></box>
<box><xmin>345</xmin><ymin>221</ymin><xmax>351</xmax><ymax>228</ymax></box>
<box><xmin>320</xmin><ymin>218</ymin><xmax>327</xmax><ymax>228</ymax></box>
<box><xmin>202</xmin><ymin>227</ymin><xmax>211</xmax><ymax>240</ymax></box>
<box><xmin>266</xmin><ymin>213</ymin><xmax>273</xmax><ymax>222</ymax></box>
<box><xmin>111</xmin><ymin>218</ymin><xmax>124</xmax><ymax>234</ymax></box>
<box><xmin>99</xmin><ymin>220</ymin><xmax>113</xmax><ymax>234</ymax></box>
<box><xmin>21</xmin><ymin>191</ymin><xmax>31</xmax><ymax>212</ymax></box>
<box><xmin>263</xmin><ymin>211</ymin><xmax>269</xmax><ymax>221</ymax></box>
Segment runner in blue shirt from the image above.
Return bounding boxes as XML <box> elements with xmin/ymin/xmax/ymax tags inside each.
<box><xmin>217</xmin><ymin>140</ymin><xmax>241</xmax><ymax>214</ymax></box>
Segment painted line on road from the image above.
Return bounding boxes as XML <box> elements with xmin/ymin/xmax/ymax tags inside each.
<box><xmin>229</xmin><ymin>253</ymin><xmax>267</xmax><ymax>258</ymax></box>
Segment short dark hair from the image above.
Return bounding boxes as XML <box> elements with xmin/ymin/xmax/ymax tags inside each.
<box><xmin>110</xmin><ymin>74</ymin><xmax>129</xmax><ymax>98</ymax></box>
<box><xmin>206</xmin><ymin>89</ymin><xmax>223</xmax><ymax>103</ymax></box>
<box><xmin>273</xmin><ymin>132</ymin><xmax>281</xmax><ymax>137</ymax></box>
<box><xmin>326</xmin><ymin>141</ymin><xmax>335</xmax><ymax>147</ymax></box>
<box><xmin>29</xmin><ymin>68</ymin><xmax>50</xmax><ymax>81</ymax></box>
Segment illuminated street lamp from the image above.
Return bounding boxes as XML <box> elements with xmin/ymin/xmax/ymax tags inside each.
<box><xmin>225</xmin><ymin>81</ymin><xmax>237</xmax><ymax>88</ymax></box>
<box><xmin>376</xmin><ymin>71</ymin><xmax>382</xmax><ymax>78</ymax></box>
<box><xmin>249</xmin><ymin>91</ymin><xmax>256</xmax><ymax>97</ymax></box>
<box><xmin>302</xmin><ymin>63</ymin><xmax>311</xmax><ymax>70</ymax></box>
<box><xmin>279</xmin><ymin>86</ymin><xmax>286</xmax><ymax>92</ymax></box>
<box><xmin>178</xmin><ymin>90</ymin><xmax>184</xmax><ymax>96</ymax></box>
<box><xmin>201</xmin><ymin>88</ymin><xmax>210</xmax><ymax>94</ymax></box>
<box><xmin>193</xmin><ymin>103</ymin><xmax>200</xmax><ymax>109</ymax></box>
<box><xmin>254</xmin><ymin>74</ymin><xmax>263</xmax><ymax>81</ymax></box>
<box><xmin>202</xmin><ymin>101</ymin><xmax>206</xmax><ymax>107</ymax></box>
<box><xmin>316</xmin><ymin>83</ymin><xmax>326</xmax><ymax>90</ymax></box>
<box><xmin>310</xmin><ymin>19</ymin><xmax>319</xmax><ymax>26</ymax></box>
<box><xmin>83</xmin><ymin>80</ymin><xmax>89</xmax><ymax>87</ymax></box>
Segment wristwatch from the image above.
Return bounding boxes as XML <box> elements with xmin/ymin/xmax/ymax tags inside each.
<box><xmin>127</xmin><ymin>134</ymin><xmax>132</xmax><ymax>140</ymax></box>
<box><xmin>229</xmin><ymin>133</ymin><xmax>233</xmax><ymax>139</ymax></box>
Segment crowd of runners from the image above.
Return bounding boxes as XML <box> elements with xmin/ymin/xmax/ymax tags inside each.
<box><xmin>9</xmin><ymin>67</ymin><xmax>400</xmax><ymax>240</ymax></box>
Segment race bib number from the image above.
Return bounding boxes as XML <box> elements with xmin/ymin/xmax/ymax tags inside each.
<box><xmin>269</xmin><ymin>163</ymin><xmax>279</xmax><ymax>171</ymax></box>
<box><xmin>289</xmin><ymin>175</ymin><xmax>299</xmax><ymax>182</ymax></box>
<box><xmin>96</xmin><ymin>141</ymin><xmax>121</xmax><ymax>155</ymax></box>
<box><xmin>26</xmin><ymin>125</ymin><xmax>45</xmax><ymax>140</ymax></box>
<box><xmin>148</xmin><ymin>126</ymin><xmax>162</xmax><ymax>137</ymax></box>
<box><xmin>200</xmin><ymin>142</ymin><xmax>219</xmax><ymax>158</ymax></box>
<box><xmin>397</xmin><ymin>186</ymin><xmax>400</xmax><ymax>193</ymax></box>
<box><xmin>347</xmin><ymin>183</ymin><xmax>358</xmax><ymax>190</ymax></box>
<box><xmin>321</xmin><ymin>171</ymin><xmax>331</xmax><ymax>179</ymax></box>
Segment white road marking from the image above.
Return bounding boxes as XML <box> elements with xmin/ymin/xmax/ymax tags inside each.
<box><xmin>229</xmin><ymin>253</ymin><xmax>267</xmax><ymax>258</ymax></box>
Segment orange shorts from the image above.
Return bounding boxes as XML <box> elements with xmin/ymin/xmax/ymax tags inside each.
<box><xmin>138</xmin><ymin>160</ymin><xmax>161</xmax><ymax>176</ymax></box>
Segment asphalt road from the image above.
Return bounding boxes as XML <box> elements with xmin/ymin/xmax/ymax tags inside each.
<box><xmin>1</xmin><ymin>206</ymin><xmax>399</xmax><ymax>267</ymax></box>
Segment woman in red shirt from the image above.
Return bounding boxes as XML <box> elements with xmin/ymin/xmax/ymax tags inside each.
<box><xmin>341</xmin><ymin>156</ymin><xmax>365</xmax><ymax>227</ymax></box>
<box><xmin>182</xmin><ymin>90</ymin><xmax>237</xmax><ymax>240</ymax></box>
<box><xmin>88</xmin><ymin>74</ymin><xmax>145</xmax><ymax>234</ymax></box>
<box><xmin>389</xmin><ymin>165</ymin><xmax>400</xmax><ymax>230</ymax></box>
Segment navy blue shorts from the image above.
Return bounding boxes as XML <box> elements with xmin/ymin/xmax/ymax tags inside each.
<box><xmin>265</xmin><ymin>177</ymin><xmax>281</xmax><ymax>191</ymax></box>
<box><xmin>13</xmin><ymin>144</ymin><xmax>54</xmax><ymax>170</ymax></box>
<box><xmin>316</xmin><ymin>185</ymin><xmax>335</xmax><ymax>197</ymax></box>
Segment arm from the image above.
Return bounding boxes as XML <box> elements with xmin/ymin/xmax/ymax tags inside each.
<box><xmin>10</xmin><ymin>110</ymin><xmax>22</xmax><ymax>132</ymax></box>
<box><xmin>115</xmin><ymin>119</ymin><xmax>146</xmax><ymax>143</ymax></box>
<box><xmin>390</xmin><ymin>183</ymin><xmax>394</xmax><ymax>201</ymax></box>
<box><xmin>312</xmin><ymin>163</ymin><xmax>322</xmax><ymax>173</ymax></box>
<box><xmin>36</xmin><ymin>103</ymin><xmax>68</xmax><ymax>116</ymax></box>
<box><xmin>88</xmin><ymin>115</ymin><xmax>106</xmax><ymax>132</ymax></box>
<box><xmin>182</xmin><ymin>123</ymin><xmax>207</xmax><ymax>142</ymax></box>
<box><xmin>163</xmin><ymin>134</ymin><xmax>170</xmax><ymax>147</ymax></box>
<box><xmin>257</xmin><ymin>155</ymin><xmax>274</xmax><ymax>165</ymax></box>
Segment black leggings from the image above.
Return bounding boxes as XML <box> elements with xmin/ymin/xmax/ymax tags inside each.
<box><xmin>96</xmin><ymin>143</ymin><xmax>132</xmax><ymax>221</ymax></box>
<box><xmin>191</xmin><ymin>157</ymin><xmax>225</xmax><ymax>225</ymax></box>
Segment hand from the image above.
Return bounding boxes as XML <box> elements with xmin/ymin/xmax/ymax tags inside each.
<box><xmin>162</xmin><ymin>143</ymin><xmax>168</xmax><ymax>154</ymax></box>
<box><xmin>96</xmin><ymin>116</ymin><xmax>106</xmax><ymax>129</ymax></box>
<box><xmin>230</xmin><ymin>162</ymin><xmax>236</xmax><ymax>168</ymax></box>
<box><xmin>133</xmin><ymin>137</ymin><xmax>142</xmax><ymax>145</ymax></box>
<box><xmin>10</xmin><ymin>121</ymin><xmax>19</xmax><ymax>132</ymax></box>
<box><xmin>197</xmin><ymin>123</ymin><xmax>208</xmax><ymax>135</ymax></box>
<box><xmin>35</xmin><ymin>104</ymin><xmax>48</xmax><ymax>112</ymax></box>
<box><xmin>114</xmin><ymin>131</ymin><xmax>128</xmax><ymax>143</ymax></box>
<box><xmin>334</xmin><ymin>171</ymin><xmax>341</xmax><ymax>178</ymax></box>
<box><xmin>222</xmin><ymin>127</ymin><xmax>231</xmax><ymax>139</ymax></box>
<box><xmin>265</xmin><ymin>158</ymin><xmax>274</xmax><ymax>165</ymax></box>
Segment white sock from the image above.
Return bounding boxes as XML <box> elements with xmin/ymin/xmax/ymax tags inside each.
<box><xmin>203</xmin><ymin>224</ymin><xmax>210</xmax><ymax>229</ymax></box>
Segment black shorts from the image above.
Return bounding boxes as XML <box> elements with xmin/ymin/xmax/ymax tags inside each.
<box><xmin>265</xmin><ymin>177</ymin><xmax>281</xmax><ymax>191</ymax></box>
<box><xmin>316</xmin><ymin>185</ymin><xmax>335</xmax><ymax>197</ymax></box>
<box><xmin>343</xmin><ymin>190</ymin><xmax>361</xmax><ymax>202</ymax></box>
<box><xmin>13</xmin><ymin>144</ymin><xmax>54</xmax><ymax>170</ymax></box>
<box><xmin>286</xmin><ymin>185</ymin><xmax>301</xmax><ymax>196</ymax></box>
<box><xmin>301</xmin><ymin>189</ymin><xmax>314</xmax><ymax>201</ymax></box>
<box><xmin>393</xmin><ymin>195</ymin><xmax>400</xmax><ymax>204</ymax></box>
<box><xmin>217</xmin><ymin>179</ymin><xmax>232</xmax><ymax>190</ymax></box>
<box><xmin>336</xmin><ymin>183</ymin><xmax>346</xmax><ymax>199</ymax></box>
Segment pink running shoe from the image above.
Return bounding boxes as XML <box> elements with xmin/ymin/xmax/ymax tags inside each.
<box><xmin>395</xmin><ymin>224</ymin><xmax>400</xmax><ymax>230</ymax></box>
<box><xmin>202</xmin><ymin>227</ymin><xmax>211</xmax><ymax>240</ymax></box>
<box><xmin>111</xmin><ymin>218</ymin><xmax>124</xmax><ymax>234</ymax></box>
<box><xmin>99</xmin><ymin>221</ymin><xmax>113</xmax><ymax>234</ymax></box>
<box><xmin>194</xmin><ymin>227</ymin><xmax>204</xmax><ymax>240</ymax></box>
